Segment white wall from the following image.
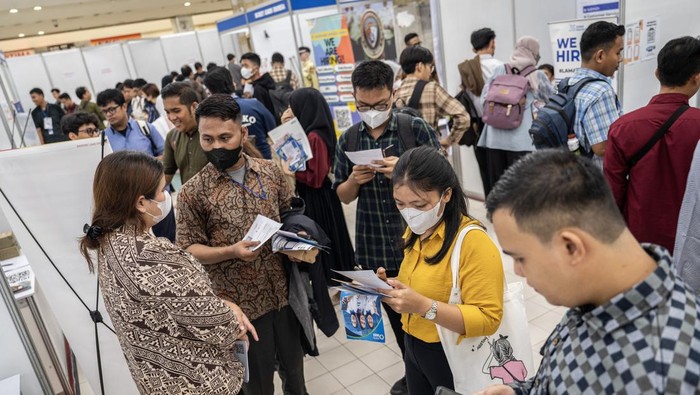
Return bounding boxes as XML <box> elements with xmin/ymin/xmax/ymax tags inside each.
<box><xmin>249</xmin><ymin>16</ymin><xmax>299</xmax><ymax>71</ymax></box>
<box><xmin>197</xmin><ymin>29</ymin><xmax>226</xmax><ymax>66</ymax></box>
<box><xmin>514</xmin><ymin>0</ymin><xmax>577</xmax><ymax>66</ymax></box>
<box><xmin>161</xmin><ymin>32</ymin><xmax>203</xmax><ymax>71</ymax></box>
<box><xmin>82</xmin><ymin>44</ymin><xmax>133</xmax><ymax>94</ymax></box>
<box><xmin>42</xmin><ymin>50</ymin><xmax>95</xmax><ymax>106</ymax></box>
<box><xmin>126</xmin><ymin>40</ymin><xmax>169</xmax><ymax>86</ymax></box>
<box><xmin>621</xmin><ymin>0</ymin><xmax>700</xmax><ymax>112</ymax></box>
<box><xmin>6</xmin><ymin>55</ymin><xmax>52</xmax><ymax>112</ymax></box>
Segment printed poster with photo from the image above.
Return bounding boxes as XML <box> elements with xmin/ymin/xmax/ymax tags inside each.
<box><xmin>340</xmin><ymin>291</ymin><xmax>386</xmax><ymax>343</ymax></box>
<box><xmin>342</xmin><ymin>1</ymin><xmax>398</xmax><ymax>62</ymax></box>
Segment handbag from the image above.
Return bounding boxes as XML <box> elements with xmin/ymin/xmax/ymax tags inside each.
<box><xmin>436</xmin><ymin>225</ymin><xmax>535</xmax><ymax>394</ymax></box>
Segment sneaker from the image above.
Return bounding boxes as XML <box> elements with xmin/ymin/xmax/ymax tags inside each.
<box><xmin>390</xmin><ymin>376</ymin><xmax>408</xmax><ymax>395</ymax></box>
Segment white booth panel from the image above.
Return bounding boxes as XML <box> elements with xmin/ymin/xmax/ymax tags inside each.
<box><xmin>127</xmin><ymin>40</ymin><xmax>168</xmax><ymax>87</ymax></box>
<box><xmin>294</xmin><ymin>7</ymin><xmax>339</xmax><ymax>49</ymax></box>
<box><xmin>197</xmin><ymin>29</ymin><xmax>226</xmax><ymax>67</ymax></box>
<box><xmin>82</xmin><ymin>44</ymin><xmax>132</xmax><ymax>94</ymax></box>
<box><xmin>42</xmin><ymin>49</ymin><xmax>93</xmax><ymax>104</ymax></box>
<box><xmin>6</xmin><ymin>55</ymin><xmax>52</xmax><ymax>112</ymax></box>
<box><xmin>220</xmin><ymin>32</ymin><xmax>237</xmax><ymax>58</ymax></box>
<box><xmin>250</xmin><ymin>16</ymin><xmax>299</xmax><ymax>71</ymax></box>
<box><xmin>621</xmin><ymin>0</ymin><xmax>700</xmax><ymax>113</ymax></box>
<box><xmin>514</xmin><ymin>0</ymin><xmax>577</xmax><ymax>66</ymax></box>
<box><xmin>121</xmin><ymin>43</ymin><xmax>137</xmax><ymax>83</ymax></box>
<box><xmin>161</xmin><ymin>32</ymin><xmax>203</xmax><ymax>72</ymax></box>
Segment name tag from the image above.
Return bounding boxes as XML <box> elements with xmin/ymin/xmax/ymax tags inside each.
<box><xmin>43</xmin><ymin>117</ymin><xmax>53</xmax><ymax>135</ymax></box>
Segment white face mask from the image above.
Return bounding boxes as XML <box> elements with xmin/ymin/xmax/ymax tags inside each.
<box><xmin>359</xmin><ymin>108</ymin><xmax>392</xmax><ymax>129</ymax></box>
<box><xmin>399</xmin><ymin>194</ymin><xmax>444</xmax><ymax>235</ymax></box>
<box><xmin>147</xmin><ymin>192</ymin><xmax>172</xmax><ymax>225</ymax></box>
<box><xmin>241</xmin><ymin>67</ymin><xmax>253</xmax><ymax>80</ymax></box>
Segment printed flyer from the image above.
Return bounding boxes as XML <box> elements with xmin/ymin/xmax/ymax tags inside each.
<box><xmin>340</xmin><ymin>291</ymin><xmax>386</xmax><ymax>343</ymax></box>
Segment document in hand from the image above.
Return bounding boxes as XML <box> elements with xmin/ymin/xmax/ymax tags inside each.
<box><xmin>272</xmin><ymin>230</ymin><xmax>324</xmax><ymax>263</ymax></box>
<box><xmin>340</xmin><ymin>290</ymin><xmax>386</xmax><ymax>343</ymax></box>
<box><xmin>344</xmin><ymin>149</ymin><xmax>384</xmax><ymax>167</ymax></box>
<box><xmin>268</xmin><ymin>118</ymin><xmax>314</xmax><ymax>172</ymax></box>
<box><xmin>242</xmin><ymin>215</ymin><xmax>283</xmax><ymax>251</ymax></box>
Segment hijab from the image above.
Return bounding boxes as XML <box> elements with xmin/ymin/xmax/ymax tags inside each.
<box><xmin>289</xmin><ymin>88</ymin><xmax>337</xmax><ymax>158</ymax></box>
<box><xmin>509</xmin><ymin>36</ymin><xmax>542</xmax><ymax>91</ymax></box>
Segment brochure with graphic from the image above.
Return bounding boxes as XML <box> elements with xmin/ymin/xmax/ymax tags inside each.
<box><xmin>268</xmin><ymin>118</ymin><xmax>313</xmax><ymax>172</ymax></box>
<box><xmin>340</xmin><ymin>291</ymin><xmax>386</xmax><ymax>343</ymax></box>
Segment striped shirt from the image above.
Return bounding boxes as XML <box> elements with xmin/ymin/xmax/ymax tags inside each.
<box><xmin>569</xmin><ymin>68</ymin><xmax>622</xmax><ymax>168</ymax></box>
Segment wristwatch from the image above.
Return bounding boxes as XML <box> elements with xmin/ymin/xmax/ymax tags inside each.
<box><xmin>422</xmin><ymin>300</ymin><xmax>438</xmax><ymax>320</ymax></box>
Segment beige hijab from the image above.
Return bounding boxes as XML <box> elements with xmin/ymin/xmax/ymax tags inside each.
<box><xmin>509</xmin><ymin>36</ymin><xmax>541</xmax><ymax>90</ymax></box>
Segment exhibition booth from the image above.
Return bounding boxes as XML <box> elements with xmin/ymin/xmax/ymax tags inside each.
<box><xmin>1</xmin><ymin>0</ymin><xmax>700</xmax><ymax>393</ymax></box>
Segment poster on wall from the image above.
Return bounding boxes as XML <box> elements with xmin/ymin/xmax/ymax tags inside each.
<box><xmin>342</xmin><ymin>1</ymin><xmax>397</xmax><ymax>62</ymax></box>
<box><xmin>576</xmin><ymin>0</ymin><xmax>619</xmax><ymax>19</ymax></box>
<box><xmin>548</xmin><ymin>17</ymin><xmax>618</xmax><ymax>81</ymax></box>
<box><xmin>310</xmin><ymin>14</ymin><xmax>361</xmax><ymax>133</ymax></box>
<box><xmin>624</xmin><ymin>18</ymin><xmax>660</xmax><ymax>65</ymax></box>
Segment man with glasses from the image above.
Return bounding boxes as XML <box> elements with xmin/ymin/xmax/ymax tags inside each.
<box><xmin>395</xmin><ymin>45</ymin><xmax>470</xmax><ymax>148</ymax></box>
<box><xmin>333</xmin><ymin>60</ymin><xmax>440</xmax><ymax>395</ymax></box>
<box><xmin>61</xmin><ymin>112</ymin><xmax>101</xmax><ymax>140</ymax></box>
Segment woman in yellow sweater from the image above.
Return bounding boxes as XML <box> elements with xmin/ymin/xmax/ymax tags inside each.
<box><xmin>379</xmin><ymin>146</ymin><xmax>505</xmax><ymax>394</ymax></box>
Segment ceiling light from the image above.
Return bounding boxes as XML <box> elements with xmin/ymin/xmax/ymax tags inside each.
<box><xmin>38</xmin><ymin>31</ymin><xmax>45</xmax><ymax>35</ymax></box>
<box><xmin>184</xmin><ymin>2</ymin><xmax>191</xmax><ymax>6</ymax></box>
<box><xmin>9</xmin><ymin>8</ymin><xmax>18</xmax><ymax>13</ymax></box>
<box><xmin>34</xmin><ymin>6</ymin><xmax>42</xmax><ymax>11</ymax></box>
<box><xmin>18</xmin><ymin>33</ymin><xmax>25</xmax><ymax>38</ymax></box>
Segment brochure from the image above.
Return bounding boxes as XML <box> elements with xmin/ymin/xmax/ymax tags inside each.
<box><xmin>242</xmin><ymin>215</ymin><xmax>283</xmax><ymax>251</ymax></box>
<box><xmin>268</xmin><ymin>118</ymin><xmax>314</xmax><ymax>173</ymax></box>
<box><xmin>340</xmin><ymin>291</ymin><xmax>386</xmax><ymax>343</ymax></box>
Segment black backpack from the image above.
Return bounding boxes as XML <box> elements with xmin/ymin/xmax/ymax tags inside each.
<box><xmin>454</xmin><ymin>90</ymin><xmax>484</xmax><ymax>146</ymax></box>
<box><xmin>345</xmin><ymin>113</ymin><xmax>417</xmax><ymax>153</ymax></box>
<box><xmin>529</xmin><ymin>77</ymin><xmax>604</xmax><ymax>150</ymax></box>
<box><xmin>270</xmin><ymin>70</ymin><xmax>294</xmax><ymax>120</ymax></box>
<box><xmin>393</xmin><ymin>79</ymin><xmax>427</xmax><ymax>119</ymax></box>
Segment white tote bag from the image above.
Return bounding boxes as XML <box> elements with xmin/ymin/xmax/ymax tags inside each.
<box><xmin>436</xmin><ymin>225</ymin><xmax>535</xmax><ymax>394</ymax></box>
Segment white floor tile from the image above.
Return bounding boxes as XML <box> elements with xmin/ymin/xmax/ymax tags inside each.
<box><xmin>530</xmin><ymin>311</ymin><xmax>565</xmax><ymax>333</ymax></box>
<box><xmin>306</xmin><ymin>372</ymin><xmax>344</xmax><ymax>394</ymax></box>
<box><xmin>315</xmin><ymin>345</ymin><xmax>357</xmax><ymax>371</ymax></box>
<box><xmin>330</xmin><ymin>359</ymin><xmax>374</xmax><ymax>388</ymax></box>
<box><xmin>303</xmin><ymin>356</ymin><xmax>328</xmax><ymax>381</ymax></box>
<box><xmin>346</xmin><ymin>374</ymin><xmax>392</xmax><ymax>395</ymax></box>
<box><xmin>362</xmin><ymin>347</ymin><xmax>403</xmax><ymax>373</ymax></box>
<box><xmin>316</xmin><ymin>333</ymin><xmax>343</xmax><ymax>354</ymax></box>
<box><xmin>346</xmin><ymin>339</ymin><xmax>386</xmax><ymax>358</ymax></box>
<box><xmin>376</xmin><ymin>361</ymin><xmax>405</xmax><ymax>388</ymax></box>
<box><xmin>528</xmin><ymin>322</ymin><xmax>552</xmax><ymax>346</ymax></box>
<box><xmin>273</xmin><ymin>371</ymin><xmax>283</xmax><ymax>395</ymax></box>
<box><xmin>525</xmin><ymin>300</ymin><xmax>550</xmax><ymax>322</ymax></box>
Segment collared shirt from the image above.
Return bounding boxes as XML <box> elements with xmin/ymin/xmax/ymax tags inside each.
<box><xmin>99</xmin><ymin>224</ymin><xmax>243</xmax><ymax>394</ymax></box>
<box><xmin>302</xmin><ymin>60</ymin><xmax>319</xmax><ymax>90</ymax></box>
<box><xmin>162</xmin><ymin>127</ymin><xmax>209</xmax><ymax>185</ymax></box>
<box><xmin>395</xmin><ymin>76</ymin><xmax>470</xmax><ymax>144</ymax></box>
<box><xmin>510</xmin><ymin>245</ymin><xmax>700</xmax><ymax>394</ymax></box>
<box><xmin>397</xmin><ymin>217</ymin><xmax>503</xmax><ymax>343</ymax></box>
<box><xmin>569</xmin><ymin>68</ymin><xmax>622</xmax><ymax>168</ymax></box>
<box><xmin>269</xmin><ymin>65</ymin><xmax>299</xmax><ymax>90</ymax></box>
<box><xmin>674</xmin><ymin>141</ymin><xmax>700</xmax><ymax>292</ymax></box>
<box><xmin>604</xmin><ymin>93</ymin><xmax>700</xmax><ymax>251</ymax></box>
<box><xmin>333</xmin><ymin>113</ymin><xmax>440</xmax><ymax>271</ymax></box>
<box><xmin>105</xmin><ymin>119</ymin><xmax>165</xmax><ymax>156</ymax></box>
<box><xmin>79</xmin><ymin>100</ymin><xmax>106</xmax><ymax>129</ymax></box>
<box><xmin>176</xmin><ymin>155</ymin><xmax>293</xmax><ymax>320</ymax></box>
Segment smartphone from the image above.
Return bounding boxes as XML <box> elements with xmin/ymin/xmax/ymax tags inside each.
<box><xmin>437</xmin><ymin>118</ymin><xmax>451</xmax><ymax>140</ymax></box>
<box><xmin>233</xmin><ymin>340</ymin><xmax>249</xmax><ymax>383</ymax></box>
<box><xmin>382</xmin><ymin>144</ymin><xmax>399</xmax><ymax>158</ymax></box>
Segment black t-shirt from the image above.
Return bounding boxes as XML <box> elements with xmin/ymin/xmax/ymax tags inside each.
<box><xmin>31</xmin><ymin>103</ymin><xmax>67</xmax><ymax>143</ymax></box>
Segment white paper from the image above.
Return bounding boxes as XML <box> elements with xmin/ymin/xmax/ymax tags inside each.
<box><xmin>344</xmin><ymin>149</ymin><xmax>384</xmax><ymax>167</ymax></box>
<box><xmin>268</xmin><ymin>118</ymin><xmax>314</xmax><ymax>161</ymax></box>
<box><xmin>332</xmin><ymin>269</ymin><xmax>393</xmax><ymax>290</ymax></box>
<box><xmin>242</xmin><ymin>215</ymin><xmax>282</xmax><ymax>251</ymax></box>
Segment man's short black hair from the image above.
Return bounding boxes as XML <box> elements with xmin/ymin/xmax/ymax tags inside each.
<box><xmin>96</xmin><ymin>89</ymin><xmax>126</xmax><ymax>107</ymax></box>
<box><xmin>61</xmin><ymin>112</ymin><xmax>100</xmax><ymax>136</ymax></box>
<box><xmin>351</xmin><ymin>60</ymin><xmax>394</xmax><ymax>93</ymax></box>
<box><xmin>133</xmin><ymin>78</ymin><xmax>147</xmax><ymax>89</ymax></box>
<box><xmin>181</xmin><ymin>65</ymin><xmax>193</xmax><ymax>77</ymax></box>
<box><xmin>161</xmin><ymin>82</ymin><xmax>199</xmax><ymax>106</ymax></box>
<box><xmin>51</xmin><ymin>88</ymin><xmax>60</xmax><ymax>94</ymax></box>
<box><xmin>30</xmin><ymin>87</ymin><xmax>44</xmax><ymax>96</ymax></box>
<box><xmin>227</xmin><ymin>53</ymin><xmax>235</xmax><ymax>61</ymax></box>
<box><xmin>194</xmin><ymin>62</ymin><xmax>203</xmax><ymax>70</ymax></box>
<box><xmin>404</xmin><ymin>32</ymin><xmax>419</xmax><ymax>45</ymax></box>
<box><xmin>240</xmin><ymin>52</ymin><xmax>261</xmax><ymax>66</ymax></box>
<box><xmin>471</xmin><ymin>28</ymin><xmax>496</xmax><ymax>51</ymax></box>
<box><xmin>122</xmin><ymin>79</ymin><xmax>134</xmax><ymax>89</ymax></box>
<box><xmin>271</xmin><ymin>52</ymin><xmax>284</xmax><ymax>64</ymax></box>
<box><xmin>203</xmin><ymin>67</ymin><xmax>234</xmax><ymax>95</ymax></box>
<box><xmin>657</xmin><ymin>36</ymin><xmax>700</xmax><ymax>87</ymax></box>
<box><xmin>58</xmin><ymin>93</ymin><xmax>71</xmax><ymax>100</ymax></box>
<box><xmin>115</xmin><ymin>82</ymin><xmax>123</xmax><ymax>90</ymax></box>
<box><xmin>400</xmin><ymin>45</ymin><xmax>434</xmax><ymax>74</ymax></box>
<box><xmin>75</xmin><ymin>86</ymin><xmax>88</xmax><ymax>100</ymax></box>
<box><xmin>195</xmin><ymin>94</ymin><xmax>242</xmax><ymax>123</ymax></box>
<box><xmin>298</xmin><ymin>46</ymin><xmax>310</xmax><ymax>54</ymax></box>
<box><xmin>206</xmin><ymin>62</ymin><xmax>217</xmax><ymax>71</ymax></box>
<box><xmin>580</xmin><ymin>21</ymin><xmax>625</xmax><ymax>62</ymax></box>
<box><xmin>485</xmin><ymin>150</ymin><xmax>626</xmax><ymax>244</ymax></box>
<box><xmin>538</xmin><ymin>63</ymin><xmax>554</xmax><ymax>76</ymax></box>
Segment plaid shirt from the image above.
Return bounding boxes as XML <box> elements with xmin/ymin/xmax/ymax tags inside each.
<box><xmin>333</xmin><ymin>113</ymin><xmax>440</xmax><ymax>271</ymax></box>
<box><xmin>269</xmin><ymin>65</ymin><xmax>299</xmax><ymax>90</ymax></box>
<box><xmin>511</xmin><ymin>244</ymin><xmax>700</xmax><ymax>394</ymax></box>
<box><xmin>395</xmin><ymin>76</ymin><xmax>469</xmax><ymax>144</ymax></box>
<box><xmin>569</xmin><ymin>68</ymin><xmax>622</xmax><ymax>168</ymax></box>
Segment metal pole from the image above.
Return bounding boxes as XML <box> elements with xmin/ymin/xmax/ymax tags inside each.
<box><xmin>159</xmin><ymin>39</ymin><xmax>172</xmax><ymax>72</ymax></box>
<box><xmin>26</xmin><ymin>296</ymin><xmax>74</xmax><ymax>395</ymax></box>
<box><xmin>617</xmin><ymin>0</ymin><xmax>626</xmax><ymax>106</ymax></box>
<box><xmin>127</xmin><ymin>43</ymin><xmax>141</xmax><ymax>79</ymax></box>
<box><xmin>39</xmin><ymin>54</ymin><xmax>55</xmax><ymax>88</ymax></box>
<box><xmin>0</xmin><ymin>75</ymin><xmax>18</xmax><ymax>149</ymax></box>
<box><xmin>79</xmin><ymin>48</ymin><xmax>97</xmax><ymax>97</ymax></box>
<box><xmin>193</xmin><ymin>32</ymin><xmax>206</xmax><ymax>67</ymax></box>
<box><xmin>0</xmin><ymin>271</ymin><xmax>54</xmax><ymax>395</ymax></box>
<box><xmin>286</xmin><ymin>0</ymin><xmax>304</xmax><ymax>81</ymax></box>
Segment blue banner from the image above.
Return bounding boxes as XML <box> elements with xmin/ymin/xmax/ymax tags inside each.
<box><xmin>246</xmin><ymin>1</ymin><xmax>289</xmax><ymax>24</ymax></box>
<box><xmin>217</xmin><ymin>14</ymin><xmax>247</xmax><ymax>33</ymax></box>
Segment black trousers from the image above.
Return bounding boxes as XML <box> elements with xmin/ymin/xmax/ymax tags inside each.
<box><xmin>474</xmin><ymin>145</ymin><xmax>490</xmax><ymax>197</ymax></box>
<box><xmin>404</xmin><ymin>334</ymin><xmax>454</xmax><ymax>394</ymax></box>
<box><xmin>383</xmin><ymin>269</ymin><xmax>406</xmax><ymax>358</ymax></box>
<box><xmin>242</xmin><ymin>306</ymin><xmax>305</xmax><ymax>395</ymax></box>
<box><xmin>483</xmin><ymin>148</ymin><xmax>529</xmax><ymax>197</ymax></box>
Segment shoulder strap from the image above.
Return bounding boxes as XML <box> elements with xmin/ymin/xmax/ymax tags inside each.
<box><xmin>346</xmin><ymin>123</ymin><xmax>362</xmax><ymax>152</ymax></box>
<box><xmin>519</xmin><ymin>65</ymin><xmax>537</xmax><ymax>77</ymax></box>
<box><xmin>396</xmin><ymin>113</ymin><xmax>417</xmax><ymax>151</ymax></box>
<box><xmin>408</xmin><ymin>80</ymin><xmax>428</xmax><ymax>110</ymax></box>
<box><xmin>449</xmin><ymin>225</ymin><xmax>486</xmax><ymax>288</ymax></box>
<box><xmin>568</xmin><ymin>77</ymin><xmax>606</xmax><ymax>97</ymax></box>
<box><xmin>285</xmin><ymin>69</ymin><xmax>292</xmax><ymax>84</ymax></box>
<box><xmin>136</xmin><ymin>120</ymin><xmax>158</xmax><ymax>155</ymax></box>
<box><xmin>629</xmin><ymin>105</ymin><xmax>690</xmax><ymax>167</ymax></box>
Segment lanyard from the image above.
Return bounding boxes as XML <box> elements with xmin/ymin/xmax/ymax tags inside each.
<box><xmin>232</xmin><ymin>172</ymin><xmax>268</xmax><ymax>200</ymax></box>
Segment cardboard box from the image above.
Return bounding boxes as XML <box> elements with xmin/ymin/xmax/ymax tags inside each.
<box><xmin>281</xmin><ymin>248</ymin><xmax>319</xmax><ymax>264</ymax></box>
<box><xmin>0</xmin><ymin>245</ymin><xmax>21</xmax><ymax>261</ymax></box>
<box><xmin>0</xmin><ymin>231</ymin><xmax>17</xmax><ymax>250</ymax></box>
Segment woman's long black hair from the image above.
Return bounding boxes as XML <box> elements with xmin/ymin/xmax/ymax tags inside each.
<box><xmin>392</xmin><ymin>146</ymin><xmax>473</xmax><ymax>264</ymax></box>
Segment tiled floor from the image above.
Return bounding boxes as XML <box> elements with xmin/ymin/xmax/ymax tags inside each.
<box><xmin>76</xmin><ymin>198</ymin><xmax>565</xmax><ymax>395</ymax></box>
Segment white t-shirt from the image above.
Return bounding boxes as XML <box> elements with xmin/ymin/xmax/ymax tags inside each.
<box><xmin>468</xmin><ymin>54</ymin><xmax>504</xmax><ymax>117</ymax></box>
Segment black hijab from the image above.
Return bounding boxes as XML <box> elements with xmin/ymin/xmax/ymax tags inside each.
<box><xmin>289</xmin><ymin>88</ymin><xmax>337</xmax><ymax>158</ymax></box>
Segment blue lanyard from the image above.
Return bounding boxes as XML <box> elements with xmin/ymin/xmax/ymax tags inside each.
<box><xmin>232</xmin><ymin>172</ymin><xmax>268</xmax><ymax>200</ymax></box>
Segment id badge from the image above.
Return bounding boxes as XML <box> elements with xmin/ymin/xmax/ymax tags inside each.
<box><xmin>43</xmin><ymin>117</ymin><xmax>54</xmax><ymax>135</ymax></box>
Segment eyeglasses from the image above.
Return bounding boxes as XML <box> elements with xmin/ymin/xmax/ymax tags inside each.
<box><xmin>355</xmin><ymin>97</ymin><xmax>393</xmax><ymax>112</ymax></box>
<box><xmin>101</xmin><ymin>105</ymin><xmax>121</xmax><ymax>116</ymax></box>
<box><xmin>78</xmin><ymin>128</ymin><xmax>99</xmax><ymax>136</ymax></box>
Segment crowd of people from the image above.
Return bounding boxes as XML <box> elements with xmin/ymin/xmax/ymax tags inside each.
<box><xmin>22</xmin><ymin>20</ymin><xmax>699</xmax><ymax>395</ymax></box>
